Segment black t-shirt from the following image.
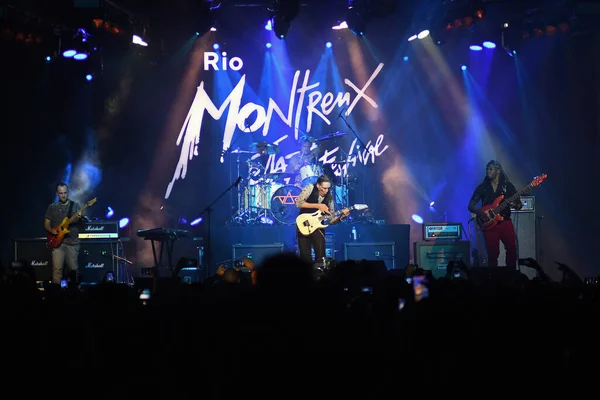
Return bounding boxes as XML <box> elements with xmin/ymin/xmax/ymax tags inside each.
<box><xmin>468</xmin><ymin>180</ymin><xmax>519</xmax><ymax>219</ymax></box>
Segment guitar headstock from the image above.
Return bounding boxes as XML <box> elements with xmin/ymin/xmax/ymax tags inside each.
<box><xmin>353</xmin><ymin>204</ymin><xmax>369</xmax><ymax>211</ymax></box>
<box><xmin>86</xmin><ymin>197</ymin><xmax>98</xmax><ymax>207</ymax></box>
<box><xmin>531</xmin><ymin>174</ymin><xmax>548</xmax><ymax>187</ymax></box>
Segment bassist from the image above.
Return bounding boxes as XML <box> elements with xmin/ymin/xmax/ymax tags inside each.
<box><xmin>296</xmin><ymin>175</ymin><xmax>349</xmax><ymax>264</ymax></box>
<box><xmin>468</xmin><ymin>160</ymin><xmax>522</xmax><ymax>268</ymax></box>
<box><xmin>44</xmin><ymin>182</ymin><xmax>84</xmax><ymax>284</ymax></box>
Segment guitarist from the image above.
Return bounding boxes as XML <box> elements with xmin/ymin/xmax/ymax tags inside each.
<box><xmin>295</xmin><ymin>175</ymin><xmax>350</xmax><ymax>264</ymax></box>
<box><xmin>468</xmin><ymin>160</ymin><xmax>522</xmax><ymax>268</ymax></box>
<box><xmin>44</xmin><ymin>183</ymin><xmax>84</xmax><ymax>284</ymax></box>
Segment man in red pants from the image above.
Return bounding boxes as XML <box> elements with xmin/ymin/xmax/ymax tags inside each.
<box><xmin>468</xmin><ymin>160</ymin><xmax>522</xmax><ymax>268</ymax></box>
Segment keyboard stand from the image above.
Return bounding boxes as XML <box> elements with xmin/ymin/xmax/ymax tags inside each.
<box><xmin>148</xmin><ymin>237</ymin><xmax>177</xmax><ymax>269</ymax></box>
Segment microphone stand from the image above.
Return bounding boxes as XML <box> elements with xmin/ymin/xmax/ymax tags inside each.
<box><xmin>339</xmin><ymin>110</ymin><xmax>367</xmax><ymax>149</ymax></box>
<box><xmin>195</xmin><ymin>177</ymin><xmax>242</xmax><ymax>279</ymax></box>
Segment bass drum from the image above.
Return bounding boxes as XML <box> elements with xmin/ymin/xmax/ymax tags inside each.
<box><xmin>270</xmin><ymin>185</ymin><xmax>302</xmax><ymax>225</ymax></box>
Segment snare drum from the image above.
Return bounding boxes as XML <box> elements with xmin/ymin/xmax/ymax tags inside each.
<box><xmin>299</xmin><ymin>164</ymin><xmax>323</xmax><ymax>187</ymax></box>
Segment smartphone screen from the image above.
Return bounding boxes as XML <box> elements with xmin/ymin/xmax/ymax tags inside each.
<box><xmin>413</xmin><ymin>275</ymin><xmax>429</xmax><ymax>301</ymax></box>
<box><xmin>139</xmin><ymin>288</ymin><xmax>151</xmax><ymax>301</ymax></box>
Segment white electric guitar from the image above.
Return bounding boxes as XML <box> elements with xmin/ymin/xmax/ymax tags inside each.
<box><xmin>296</xmin><ymin>204</ymin><xmax>369</xmax><ymax>236</ymax></box>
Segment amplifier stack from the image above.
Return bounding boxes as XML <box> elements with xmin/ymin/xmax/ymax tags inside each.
<box><xmin>13</xmin><ymin>220</ymin><xmax>129</xmax><ymax>284</ymax></box>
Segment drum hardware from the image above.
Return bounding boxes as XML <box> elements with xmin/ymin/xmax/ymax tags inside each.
<box><xmin>250</xmin><ymin>141</ymin><xmax>280</xmax><ymax>155</ymax></box>
<box><xmin>315</xmin><ymin>131</ymin><xmax>347</xmax><ymax>142</ymax></box>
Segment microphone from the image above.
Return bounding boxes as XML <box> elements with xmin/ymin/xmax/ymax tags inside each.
<box><xmin>234</xmin><ymin>176</ymin><xmax>242</xmax><ymax>186</ymax></box>
<box><xmin>336</xmin><ymin>107</ymin><xmax>346</xmax><ymax>119</ymax></box>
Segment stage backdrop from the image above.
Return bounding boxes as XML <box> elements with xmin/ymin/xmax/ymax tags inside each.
<box><xmin>1</xmin><ymin>5</ymin><xmax>598</xmax><ymax>280</ymax></box>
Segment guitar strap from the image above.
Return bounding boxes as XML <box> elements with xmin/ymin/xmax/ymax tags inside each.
<box><xmin>67</xmin><ymin>200</ymin><xmax>74</xmax><ymax>218</ymax></box>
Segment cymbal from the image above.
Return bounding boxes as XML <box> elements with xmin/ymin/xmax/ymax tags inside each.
<box><xmin>231</xmin><ymin>148</ymin><xmax>253</xmax><ymax>154</ymax></box>
<box><xmin>249</xmin><ymin>141</ymin><xmax>280</xmax><ymax>154</ymax></box>
<box><xmin>263</xmin><ymin>172</ymin><xmax>295</xmax><ymax>181</ymax></box>
<box><xmin>299</xmin><ymin>134</ymin><xmax>317</xmax><ymax>143</ymax></box>
<box><xmin>315</xmin><ymin>131</ymin><xmax>347</xmax><ymax>142</ymax></box>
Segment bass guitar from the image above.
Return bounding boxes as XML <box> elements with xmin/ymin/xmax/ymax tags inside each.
<box><xmin>475</xmin><ymin>174</ymin><xmax>547</xmax><ymax>231</ymax></box>
<box><xmin>296</xmin><ymin>204</ymin><xmax>368</xmax><ymax>236</ymax></box>
<box><xmin>46</xmin><ymin>197</ymin><xmax>98</xmax><ymax>248</ymax></box>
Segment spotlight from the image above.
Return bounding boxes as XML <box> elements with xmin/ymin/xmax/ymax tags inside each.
<box><xmin>45</xmin><ymin>56</ymin><xmax>52</xmax><ymax>62</ymax></box>
<box><xmin>407</xmin><ymin>34</ymin><xmax>417</xmax><ymax>41</ymax></box>
<box><xmin>73</xmin><ymin>53</ymin><xmax>88</xmax><ymax>60</ymax></box>
<box><xmin>469</xmin><ymin>44</ymin><xmax>483</xmax><ymax>51</ymax></box>
<box><xmin>132</xmin><ymin>34</ymin><xmax>148</xmax><ymax>46</ymax></box>
<box><xmin>63</xmin><ymin>49</ymin><xmax>77</xmax><ymax>58</ymax></box>
<box><xmin>403</xmin><ymin>56</ymin><xmax>409</xmax><ymax>61</ymax></box>
<box><xmin>85</xmin><ymin>74</ymin><xmax>93</xmax><ymax>81</ymax></box>
<box><xmin>429</xmin><ymin>201</ymin><xmax>435</xmax><ymax>207</ymax></box>
<box><xmin>105</xmin><ymin>206</ymin><xmax>114</xmax><ymax>218</ymax></box>
<box><xmin>332</xmin><ymin>21</ymin><xmax>348</xmax><ymax>30</ymax></box>
<box><xmin>482</xmin><ymin>41</ymin><xmax>496</xmax><ymax>49</ymax></box>
<box><xmin>417</xmin><ymin>29</ymin><xmax>430</xmax><ymax>39</ymax></box>
<box><xmin>118</xmin><ymin>217</ymin><xmax>129</xmax><ymax>228</ymax></box>
<box><xmin>266</xmin><ymin>42</ymin><xmax>272</xmax><ymax>48</ymax></box>
<box><xmin>190</xmin><ymin>217</ymin><xmax>203</xmax><ymax>226</ymax></box>
<box><xmin>326</xmin><ymin>41</ymin><xmax>332</xmax><ymax>48</ymax></box>
<box><xmin>265</xmin><ymin>20</ymin><xmax>272</xmax><ymax>31</ymax></box>
<box><xmin>411</xmin><ymin>214</ymin><xmax>424</xmax><ymax>224</ymax></box>
<box><xmin>461</xmin><ymin>65</ymin><xmax>467</xmax><ymax>71</ymax></box>
<box><xmin>210</xmin><ymin>27</ymin><xmax>217</xmax><ymax>32</ymax></box>
<box><xmin>195</xmin><ymin>0</ymin><xmax>221</xmax><ymax>36</ymax></box>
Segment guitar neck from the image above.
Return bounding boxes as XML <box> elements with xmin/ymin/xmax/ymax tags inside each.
<box><xmin>64</xmin><ymin>203</ymin><xmax>88</xmax><ymax>225</ymax></box>
<box><xmin>495</xmin><ymin>184</ymin><xmax>531</xmax><ymax>213</ymax></box>
<box><xmin>320</xmin><ymin>206</ymin><xmax>355</xmax><ymax>221</ymax></box>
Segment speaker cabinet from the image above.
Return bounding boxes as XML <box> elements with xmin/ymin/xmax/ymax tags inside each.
<box><xmin>414</xmin><ymin>240</ymin><xmax>471</xmax><ymax>279</ymax></box>
<box><xmin>343</xmin><ymin>242</ymin><xmax>396</xmax><ymax>270</ymax></box>
<box><xmin>79</xmin><ymin>240</ymin><xmax>121</xmax><ymax>283</ymax></box>
<box><xmin>14</xmin><ymin>238</ymin><xmax>52</xmax><ymax>281</ymax></box>
<box><xmin>232</xmin><ymin>243</ymin><xmax>284</xmax><ymax>267</ymax></box>
<box><xmin>496</xmin><ymin>211</ymin><xmax>537</xmax><ymax>279</ymax></box>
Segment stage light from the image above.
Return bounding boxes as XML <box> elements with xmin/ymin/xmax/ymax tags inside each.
<box><xmin>266</xmin><ymin>42</ymin><xmax>272</xmax><ymax>48</ymax></box>
<box><xmin>407</xmin><ymin>34</ymin><xmax>417</xmax><ymax>41</ymax></box>
<box><xmin>326</xmin><ymin>41</ymin><xmax>332</xmax><ymax>48</ymax></box>
<box><xmin>45</xmin><ymin>56</ymin><xmax>52</xmax><ymax>62</ymax></box>
<box><xmin>265</xmin><ymin>20</ymin><xmax>272</xmax><ymax>31</ymax></box>
<box><xmin>195</xmin><ymin>31</ymin><xmax>200</xmax><ymax>36</ymax></box>
<box><xmin>403</xmin><ymin>56</ymin><xmax>409</xmax><ymax>61</ymax></box>
<box><xmin>483</xmin><ymin>41</ymin><xmax>496</xmax><ymax>49</ymax></box>
<box><xmin>105</xmin><ymin>206</ymin><xmax>114</xmax><ymax>218</ymax></box>
<box><xmin>210</xmin><ymin>27</ymin><xmax>217</xmax><ymax>32</ymax></box>
<box><xmin>85</xmin><ymin>74</ymin><xmax>93</xmax><ymax>81</ymax></box>
<box><xmin>73</xmin><ymin>53</ymin><xmax>88</xmax><ymax>60</ymax></box>
<box><xmin>430</xmin><ymin>201</ymin><xmax>435</xmax><ymax>207</ymax></box>
<box><xmin>63</xmin><ymin>49</ymin><xmax>77</xmax><ymax>58</ymax></box>
<box><xmin>118</xmin><ymin>217</ymin><xmax>129</xmax><ymax>228</ymax></box>
<box><xmin>412</xmin><ymin>214</ymin><xmax>424</xmax><ymax>224</ymax></box>
<box><xmin>461</xmin><ymin>65</ymin><xmax>467</xmax><ymax>71</ymax></box>
<box><xmin>417</xmin><ymin>30</ymin><xmax>430</xmax><ymax>39</ymax></box>
<box><xmin>190</xmin><ymin>217</ymin><xmax>203</xmax><ymax>226</ymax></box>
<box><xmin>213</xmin><ymin>43</ymin><xmax>220</xmax><ymax>50</ymax></box>
<box><xmin>268</xmin><ymin>0</ymin><xmax>300</xmax><ymax>39</ymax></box>
<box><xmin>469</xmin><ymin>44</ymin><xmax>483</xmax><ymax>51</ymax></box>
<box><xmin>332</xmin><ymin>21</ymin><xmax>348</xmax><ymax>30</ymax></box>
<box><xmin>132</xmin><ymin>34</ymin><xmax>148</xmax><ymax>46</ymax></box>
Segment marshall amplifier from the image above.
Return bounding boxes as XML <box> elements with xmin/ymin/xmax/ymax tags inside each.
<box><xmin>79</xmin><ymin>240</ymin><xmax>121</xmax><ymax>283</ymax></box>
<box><xmin>14</xmin><ymin>238</ymin><xmax>53</xmax><ymax>281</ymax></box>
<box><xmin>78</xmin><ymin>220</ymin><xmax>119</xmax><ymax>239</ymax></box>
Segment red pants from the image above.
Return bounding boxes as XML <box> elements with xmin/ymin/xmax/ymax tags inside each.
<box><xmin>483</xmin><ymin>219</ymin><xmax>517</xmax><ymax>268</ymax></box>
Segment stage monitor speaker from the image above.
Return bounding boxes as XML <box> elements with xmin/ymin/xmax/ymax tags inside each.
<box><xmin>496</xmin><ymin>211</ymin><xmax>537</xmax><ymax>279</ymax></box>
<box><xmin>413</xmin><ymin>240</ymin><xmax>471</xmax><ymax>279</ymax></box>
<box><xmin>343</xmin><ymin>242</ymin><xmax>396</xmax><ymax>270</ymax></box>
<box><xmin>14</xmin><ymin>238</ymin><xmax>53</xmax><ymax>281</ymax></box>
<box><xmin>79</xmin><ymin>240</ymin><xmax>121</xmax><ymax>283</ymax></box>
<box><xmin>232</xmin><ymin>243</ymin><xmax>284</xmax><ymax>267</ymax></box>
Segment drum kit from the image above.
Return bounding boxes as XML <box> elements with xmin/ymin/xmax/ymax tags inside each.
<box><xmin>227</xmin><ymin>132</ymin><xmax>352</xmax><ymax>226</ymax></box>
